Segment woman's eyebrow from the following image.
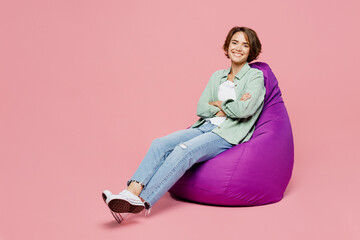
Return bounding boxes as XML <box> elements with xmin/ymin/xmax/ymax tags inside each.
<box><xmin>232</xmin><ymin>40</ymin><xmax>249</xmax><ymax>44</ymax></box>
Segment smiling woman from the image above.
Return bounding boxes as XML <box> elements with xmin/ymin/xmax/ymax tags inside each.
<box><xmin>223</xmin><ymin>26</ymin><xmax>262</xmax><ymax>63</ymax></box>
<box><xmin>102</xmin><ymin>26</ymin><xmax>268</xmax><ymax>223</ymax></box>
<box><xmin>190</xmin><ymin>26</ymin><xmax>265</xmax><ymax>145</ymax></box>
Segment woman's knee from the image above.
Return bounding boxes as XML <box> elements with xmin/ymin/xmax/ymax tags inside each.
<box><xmin>151</xmin><ymin>137</ymin><xmax>164</xmax><ymax>147</ymax></box>
<box><xmin>150</xmin><ymin>137</ymin><xmax>171</xmax><ymax>154</ymax></box>
<box><xmin>168</xmin><ymin>143</ymin><xmax>196</xmax><ymax>169</ymax></box>
<box><xmin>170</xmin><ymin>143</ymin><xmax>191</xmax><ymax>159</ymax></box>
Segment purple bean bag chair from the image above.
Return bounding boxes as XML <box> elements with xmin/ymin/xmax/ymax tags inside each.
<box><xmin>169</xmin><ymin>62</ymin><xmax>294</xmax><ymax>206</ymax></box>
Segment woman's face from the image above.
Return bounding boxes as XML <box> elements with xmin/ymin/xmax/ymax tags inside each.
<box><xmin>227</xmin><ymin>31</ymin><xmax>250</xmax><ymax>64</ymax></box>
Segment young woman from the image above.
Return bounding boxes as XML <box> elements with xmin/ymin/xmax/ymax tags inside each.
<box><xmin>102</xmin><ymin>26</ymin><xmax>266</xmax><ymax>222</ymax></box>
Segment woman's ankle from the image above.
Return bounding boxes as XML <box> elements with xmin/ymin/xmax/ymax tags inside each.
<box><xmin>127</xmin><ymin>181</ymin><xmax>144</xmax><ymax>196</ymax></box>
<box><xmin>139</xmin><ymin>196</ymin><xmax>145</xmax><ymax>203</ymax></box>
<box><xmin>126</xmin><ymin>188</ymin><xmax>140</xmax><ymax>196</ymax></box>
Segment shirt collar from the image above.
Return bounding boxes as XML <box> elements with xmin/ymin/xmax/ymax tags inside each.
<box><xmin>221</xmin><ymin>62</ymin><xmax>250</xmax><ymax>82</ymax></box>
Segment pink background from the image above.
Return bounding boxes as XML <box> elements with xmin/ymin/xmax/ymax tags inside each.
<box><xmin>1</xmin><ymin>0</ymin><xmax>359</xmax><ymax>239</ymax></box>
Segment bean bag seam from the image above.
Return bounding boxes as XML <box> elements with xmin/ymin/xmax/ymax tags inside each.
<box><xmin>262</xmin><ymin>101</ymin><xmax>284</xmax><ymax>111</ymax></box>
<box><xmin>224</xmin><ymin>143</ymin><xmax>248</xmax><ymax>195</ymax></box>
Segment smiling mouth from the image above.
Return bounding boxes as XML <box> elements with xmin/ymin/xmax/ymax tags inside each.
<box><xmin>232</xmin><ymin>52</ymin><xmax>243</xmax><ymax>57</ymax></box>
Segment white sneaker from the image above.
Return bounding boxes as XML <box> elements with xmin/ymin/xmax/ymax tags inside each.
<box><xmin>102</xmin><ymin>190</ymin><xmax>112</xmax><ymax>203</ymax></box>
<box><xmin>106</xmin><ymin>190</ymin><xmax>145</xmax><ymax>214</ymax></box>
<box><xmin>101</xmin><ymin>190</ymin><xmax>128</xmax><ymax>223</ymax></box>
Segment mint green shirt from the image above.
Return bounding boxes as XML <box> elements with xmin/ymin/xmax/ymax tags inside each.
<box><xmin>190</xmin><ymin>62</ymin><xmax>266</xmax><ymax>145</ymax></box>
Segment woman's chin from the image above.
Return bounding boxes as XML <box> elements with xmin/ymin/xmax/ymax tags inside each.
<box><xmin>231</xmin><ymin>59</ymin><xmax>247</xmax><ymax>65</ymax></box>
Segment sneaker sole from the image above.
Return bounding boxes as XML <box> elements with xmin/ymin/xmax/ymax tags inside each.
<box><xmin>102</xmin><ymin>191</ymin><xmax>126</xmax><ymax>223</ymax></box>
<box><xmin>108</xmin><ymin>199</ymin><xmax>144</xmax><ymax>214</ymax></box>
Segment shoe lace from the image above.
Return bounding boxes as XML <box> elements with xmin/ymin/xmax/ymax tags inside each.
<box><xmin>143</xmin><ymin>208</ymin><xmax>151</xmax><ymax>216</ymax></box>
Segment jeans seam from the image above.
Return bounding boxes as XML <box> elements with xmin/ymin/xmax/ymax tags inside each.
<box><xmin>135</xmin><ymin>146</ymin><xmax>174</xmax><ymax>190</ymax></box>
<box><xmin>145</xmin><ymin>150</ymin><xmax>193</xmax><ymax>203</ymax></box>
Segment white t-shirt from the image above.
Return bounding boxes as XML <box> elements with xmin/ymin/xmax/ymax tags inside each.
<box><xmin>204</xmin><ymin>80</ymin><xmax>236</xmax><ymax>125</ymax></box>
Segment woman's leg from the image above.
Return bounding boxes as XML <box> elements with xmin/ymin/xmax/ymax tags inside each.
<box><xmin>138</xmin><ymin>124</ymin><xmax>234</xmax><ymax>209</ymax></box>
<box><xmin>126</xmin><ymin>122</ymin><xmax>217</xmax><ymax>196</ymax></box>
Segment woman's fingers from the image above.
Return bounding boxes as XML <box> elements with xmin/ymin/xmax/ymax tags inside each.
<box><xmin>240</xmin><ymin>93</ymin><xmax>251</xmax><ymax>101</ymax></box>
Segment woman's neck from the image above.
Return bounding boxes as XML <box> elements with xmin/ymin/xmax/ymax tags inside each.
<box><xmin>230</xmin><ymin>62</ymin><xmax>246</xmax><ymax>76</ymax></box>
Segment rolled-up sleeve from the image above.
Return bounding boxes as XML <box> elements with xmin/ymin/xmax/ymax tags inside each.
<box><xmin>196</xmin><ymin>72</ymin><xmax>220</xmax><ymax>118</ymax></box>
<box><xmin>221</xmin><ymin>71</ymin><xmax>266</xmax><ymax>119</ymax></box>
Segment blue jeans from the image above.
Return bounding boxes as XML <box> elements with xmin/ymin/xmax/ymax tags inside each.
<box><xmin>126</xmin><ymin>121</ymin><xmax>235</xmax><ymax>209</ymax></box>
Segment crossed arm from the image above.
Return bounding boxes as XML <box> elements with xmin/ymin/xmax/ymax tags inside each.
<box><xmin>209</xmin><ymin>93</ymin><xmax>252</xmax><ymax>117</ymax></box>
<box><xmin>196</xmin><ymin>71</ymin><xmax>265</xmax><ymax>119</ymax></box>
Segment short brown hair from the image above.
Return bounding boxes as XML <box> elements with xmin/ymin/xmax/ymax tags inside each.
<box><xmin>222</xmin><ymin>26</ymin><xmax>262</xmax><ymax>63</ymax></box>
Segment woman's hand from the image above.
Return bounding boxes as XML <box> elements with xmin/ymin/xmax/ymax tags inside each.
<box><xmin>208</xmin><ymin>101</ymin><xmax>222</xmax><ymax>108</ymax></box>
<box><xmin>240</xmin><ymin>93</ymin><xmax>251</xmax><ymax>101</ymax></box>
<box><xmin>215</xmin><ymin>110</ymin><xmax>226</xmax><ymax>117</ymax></box>
<box><xmin>209</xmin><ymin>101</ymin><xmax>226</xmax><ymax>117</ymax></box>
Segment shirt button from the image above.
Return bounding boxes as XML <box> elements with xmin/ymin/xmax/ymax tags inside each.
<box><xmin>218</xmin><ymin>126</ymin><xmax>220</xmax><ymax>129</ymax></box>
<box><xmin>235</xmin><ymin>84</ymin><xmax>237</xmax><ymax>87</ymax></box>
